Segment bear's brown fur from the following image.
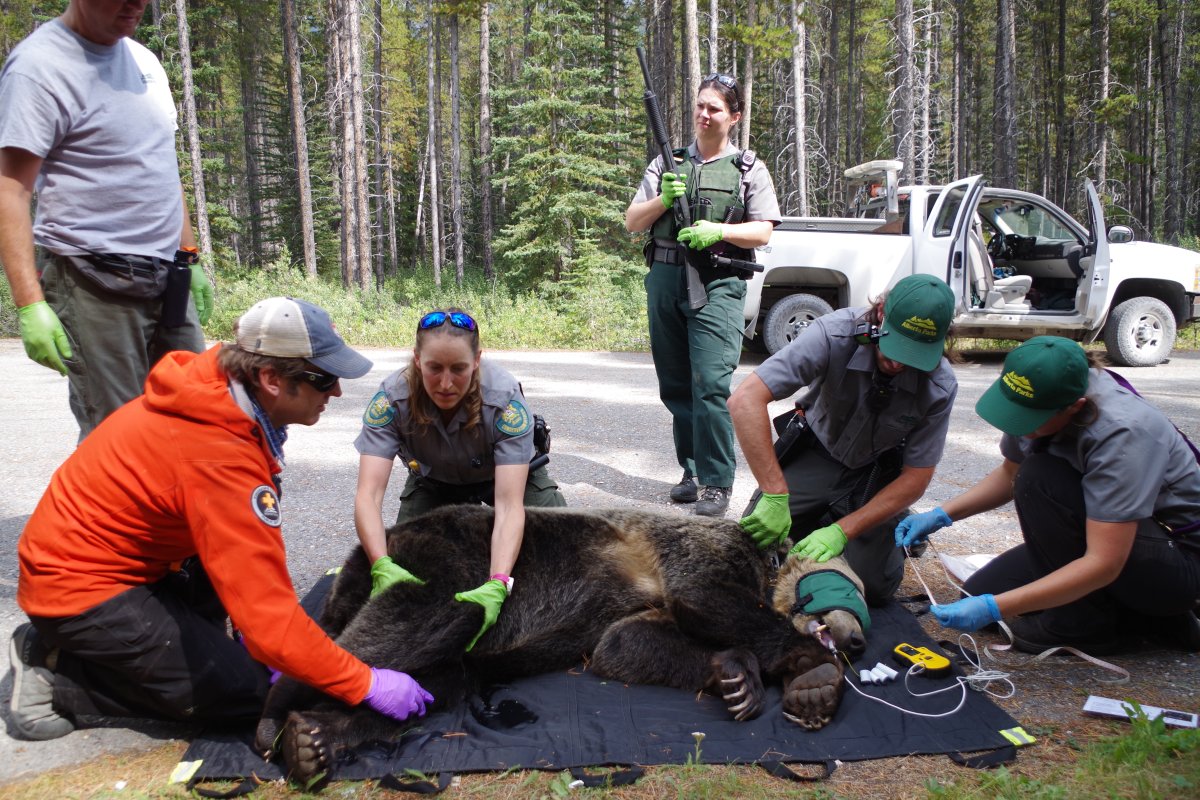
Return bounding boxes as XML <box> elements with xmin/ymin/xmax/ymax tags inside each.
<box><xmin>256</xmin><ymin>506</ymin><xmax>847</xmax><ymax>787</ymax></box>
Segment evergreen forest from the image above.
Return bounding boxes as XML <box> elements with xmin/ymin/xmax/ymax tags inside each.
<box><xmin>1</xmin><ymin>0</ymin><xmax>1197</xmax><ymax>309</ymax></box>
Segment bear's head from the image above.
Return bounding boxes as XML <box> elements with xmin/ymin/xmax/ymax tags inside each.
<box><xmin>772</xmin><ymin>553</ymin><xmax>868</xmax><ymax>659</ymax></box>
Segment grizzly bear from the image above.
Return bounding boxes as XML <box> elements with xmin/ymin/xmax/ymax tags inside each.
<box><xmin>256</xmin><ymin>506</ymin><xmax>849</xmax><ymax>786</ymax></box>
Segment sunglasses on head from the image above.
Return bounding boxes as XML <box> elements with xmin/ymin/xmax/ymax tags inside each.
<box><xmin>297</xmin><ymin>369</ymin><xmax>339</xmax><ymax>392</ymax></box>
<box><xmin>704</xmin><ymin>73</ymin><xmax>738</xmax><ymax>90</ymax></box>
<box><xmin>418</xmin><ymin>310</ymin><xmax>477</xmax><ymax>332</ymax></box>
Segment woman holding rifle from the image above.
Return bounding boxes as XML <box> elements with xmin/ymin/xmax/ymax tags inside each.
<box><xmin>625</xmin><ymin>71</ymin><xmax>781</xmax><ymax>517</ymax></box>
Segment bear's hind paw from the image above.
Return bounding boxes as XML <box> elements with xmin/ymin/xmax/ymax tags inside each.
<box><xmin>281</xmin><ymin>712</ymin><xmax>334</xmax><ymax>791</ymax></box>
<box><xmin>781</xmin><ymin>662</ymin><xmax>843</xmax><ymax>730</ymax></box>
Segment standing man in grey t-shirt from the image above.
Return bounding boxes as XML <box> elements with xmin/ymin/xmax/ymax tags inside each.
<box><xmin>0</xmin><ymin>1</ymin><xmax>213</xmax><ymax>438</ymax></box>
<box><xmin>728</xmin><ymin>275</ymin><xmax>958</xmax><ymax>604</ymax></box>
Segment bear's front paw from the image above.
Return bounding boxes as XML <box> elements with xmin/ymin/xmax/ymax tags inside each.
<box><xmin>281</xmin><ymin>711</ymin><xmax>334</xmax><ymax>791</ymax></box>
<box><xmin>781</xmin><ymin>661</ymin><xmax>843</xmax><ymax>730</ymax></box>
<box><xmin>254</xmin><ymin>715</ymin><xmax>283</xmax><ymax>758</ymax></box>
<box><xmin>710</xmin><ymin>649</ymin><xmax>765</xmax><ymax>721</ymax></box>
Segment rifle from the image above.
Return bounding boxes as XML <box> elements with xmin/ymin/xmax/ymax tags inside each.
<box><xmin>637</xmin><ymin>47</ymin><xmax>708</xmax><ymax>310</ymax></box>
<box><xmin>636</xmin><ymin>49</ymin><xmax>764</xmax><ymax>310</ymax></box>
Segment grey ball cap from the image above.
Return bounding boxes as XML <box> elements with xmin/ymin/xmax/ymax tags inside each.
<box><xmin>235</xmin><ymin>297</ymin><xmax>373</xmax><ymax>379</ymax></box>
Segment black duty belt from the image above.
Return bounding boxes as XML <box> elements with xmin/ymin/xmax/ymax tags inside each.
<box><xmin>652</xmin><ymin>242</ymin><xmax>744</xmax><ymax>282</ymax></box>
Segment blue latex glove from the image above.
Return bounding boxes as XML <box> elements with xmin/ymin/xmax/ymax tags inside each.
<box><xmin>677</xmin><ymin>219</ymin><xmax>725</xmax><ymax>250</ymax></box>
<box><xmin>894</xmin><ymin>507</ymin><xmax>953</xmax><ymax>548</ymax></box>
<box><xmin>789</xmin><ymin>523</ymin><xmax>847</xmax><ymax>563</ymax></box>
<box><xmin>370</xmin><ymin>556</ymin><xmax>425</xmax><ymax>598</ymax></box>
<box><xmin>739</xmin><ymin>493</ymin><xmax>791</xmax><ymax>549</ymax></box>
<box><xmin>930</xmin><ymin>594</ymin><xmax>1001</xmax><ymax>632</ymax></box>
<box><xmin>189</xmin><ymin>265</ymin><xmax>214</xmax><ymax>325</ymax></box>
<box><xmin>18</xmin><ymin>300</ymin><xmax>71</xmax><ymax>376</ymax></box>
<box><xmin>454</xmin><ymin>579</ymin><xmax>509</xmax><ymax>651</ymax></box>
<box><xmin>362</xmin><ymin>667</ymin><xmax>434</xmax><ymax>720</ymax></box>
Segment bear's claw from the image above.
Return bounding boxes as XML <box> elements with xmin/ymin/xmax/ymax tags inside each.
<box><xmin>711</xmin><ymin>649</ymin><xmax>765</xmax><ymax>721</ymax></box>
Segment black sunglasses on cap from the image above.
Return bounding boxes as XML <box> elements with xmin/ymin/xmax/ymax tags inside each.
<box><xmin>418</xmin><ymin>310</ymin><xmax>478</xmax><ymax>332</ymax></box>
<box><xmin>297</xmin><ymin>369</ymin><xmax>339</xmax><ymax>393</ymax></box>
<box><xmin>703</xmin><ymin>73</ymin><xmax>738</xmax><ymax>89</ymax></box>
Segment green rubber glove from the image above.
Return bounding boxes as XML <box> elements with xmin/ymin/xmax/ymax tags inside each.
<box><xmin>18</xmin><ymin>301</ymin><xmax>71</xmax><ymax>376</ymax></box>
<box><xmin>659</xmin><ymin>172</ymin><xmax>686</xmax><ymax>208</ymax></box>
<box><xmin>790</xmin><ymin>523</ymin><xmax>848</xmax><ymax>563</ymax></box>
<box><xmin>454</xmin><ymin>579</ymin><xmax>509</xmax><ymax>651</ymax></box>
<box><xmin>677</xmin><ymin>219</ymin><xmax>724</xmax><ymax>250</ymax></box>
<box><xmin>739</xmin><ymin>493</ymin><xmax>792</xmax><ymax>550</ymax></box>
<box><xmin>370</xmin><ymin>556</ymin><xmax>425</xmax><ymax>599</ymax></box>
<box><xmin>189</xmin><ymin>265</ymin><xmax>214</xmax><ymax>325</ymax></box>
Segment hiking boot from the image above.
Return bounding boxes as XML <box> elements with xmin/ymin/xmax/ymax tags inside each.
<box><xmin>1143</xmin><ymin>610</ymin><xmax>1200</xmax><ymax>652</ymax></box>
<box><xmin>1007</xmin><ymin>614</ymin><xmax>1134</xmax><ymax>656</ymax></box>
<box><xmin>669</xmin><ymin>473</ymin><xmax>698</xmax><ymax>504</ymax></box>
<box><xmin>8</xmin><ymin>623</ymin><xmax>74</xmax><ymax>740</ymax></box>
<box><xmin>694</xmin><ymin>486</ymin><xmax>731</xmax><ymax>517</ymax></box>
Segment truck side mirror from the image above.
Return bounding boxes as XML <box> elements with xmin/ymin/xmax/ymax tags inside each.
<box><xmin>1107</xmin><ymin>225</ymin><xmax>1134</xmax><ymax>244</ymax></box>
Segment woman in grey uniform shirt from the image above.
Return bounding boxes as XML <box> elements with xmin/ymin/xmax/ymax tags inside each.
<box><xmin>902</xmin><ymin>337</ymin><xmax>1200</xmax><ymax>653</ymax></box>
<box><xmin>352</xmin><ymin>309</ymin><xmax>565</xmax><ymax>647</ymax></box>
<box><xmin>625</xmin><ymin>72</ymin><xmax>781</xmax><ymax>518</ymax></box>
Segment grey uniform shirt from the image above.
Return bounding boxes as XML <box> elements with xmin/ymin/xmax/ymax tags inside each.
<box><xmin>0</xmin><ymin>19</ymin><xmax>183</xmax><ymax>259</ymax></box>
<box><xmin>354</xmin><ymin>361</ymin><xmax>534</xmax><ymax>485</ymax></box>
<box><xmin>1000</xmin><ymin>368</ymin><xmax>1200</xmax><ymax>532</ymax></box>
<box><xmin>755</xmin><ymin>308</ymin><xmax>958</xmax><ymax>470</ymax></box>
<box><xmin>631</xmin><ymin>141</ymin><xmax>782</xmax><ymax>225</ymax></box>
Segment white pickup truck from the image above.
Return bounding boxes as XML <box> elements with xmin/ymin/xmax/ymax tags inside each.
<box><xmin>745</xmin><ymin>161</ymin><xmax>1200</xmax><ymax>366</ymax></box>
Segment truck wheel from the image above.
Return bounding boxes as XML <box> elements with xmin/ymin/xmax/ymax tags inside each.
<box><xmin>763</xmin><ymin>294</ymin><xmax>834</xmax><ymax>355</ymax></box>
<box><xmin>1102</xmin><ymin>296</ymin><xmax>1177</xmax><ymax>367</ymax></box>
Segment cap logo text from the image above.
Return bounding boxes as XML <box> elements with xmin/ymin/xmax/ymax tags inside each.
<box><xmin>1002</xmin><ymin>371</ymin><xmax>1035</xmax><ymax>399</ymax></box>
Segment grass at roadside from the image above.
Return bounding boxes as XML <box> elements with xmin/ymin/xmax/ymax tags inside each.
<box><xmin>4</xmin><ymin>712</ymin><xmax>1197</xmax><ymax>799</ymax></box>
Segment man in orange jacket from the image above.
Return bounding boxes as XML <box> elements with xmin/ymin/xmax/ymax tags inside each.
<box><xmin>9</xmin><ymin>297</ymin><xmax>433</xmax><ymax>740</ymax></box>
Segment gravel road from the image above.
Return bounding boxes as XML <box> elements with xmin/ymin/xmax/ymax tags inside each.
<box><xmin>1</xmin><ymin>339</ymin><xmax>1197</xmax><ymax>784</ymax></box>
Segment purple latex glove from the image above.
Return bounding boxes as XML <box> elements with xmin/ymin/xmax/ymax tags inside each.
<box><xmin>362</xmin><ymin>667</ymin><xmax>434</xmax><ymax>721</ymax></box>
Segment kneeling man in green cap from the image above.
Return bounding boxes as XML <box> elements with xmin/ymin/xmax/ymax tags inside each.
<box><xmin>730</xmin><ymin>274</ymin><xmax>958</xmax><ymax>605</ymax></box>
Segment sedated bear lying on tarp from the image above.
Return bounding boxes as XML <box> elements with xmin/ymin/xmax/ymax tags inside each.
<box><xmin>256</xmin><ymin>505</ymin><xmax>866</xmax><ymax>786</ymax></box>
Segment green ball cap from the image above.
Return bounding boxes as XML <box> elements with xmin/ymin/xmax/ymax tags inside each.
<box><xmin>975</xmin><ymin>336</ymin><xmax>1090</xmax><ymax>436</ymax></box>
<box><xmin>877</xmin><ymin>275</ymin><xmax>955</xmax><ymax>372</ymax></box>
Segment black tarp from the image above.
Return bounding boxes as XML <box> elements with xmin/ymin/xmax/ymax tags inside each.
<box><xmin>180</xmin><ymin>588</ymin><xmax>1024</xmax><ymax>785</ymax></box>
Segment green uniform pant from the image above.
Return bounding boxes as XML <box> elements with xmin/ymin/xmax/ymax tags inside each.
<box><xmin>395</xmin><ymin>464</ymin><xmax>567</xmax><ymax>524</ymax></box>
<box><xmin>644</xmin><ymin>260</ymin><xmax>746</xmax><ymax>488</ymax></box>
<box><xmin>40</xmin><ymin>254</ymin><xmax>205</xmax><ymax>440</ymax></box>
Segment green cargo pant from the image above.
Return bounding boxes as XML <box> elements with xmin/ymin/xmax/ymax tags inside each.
<box><xmin>395</xmin><ymin>464</ymin><xmax>567</xmax><ymax>523</ymax></box>
<box><xmin>40</xmin><ymin>254</ymin><xmax>205</xmax><ymax>440</ymax></box>
<box><xmin>644</xmin><ymin>260</ymin><xmax>746</xmax><ymax>488</ymax></box>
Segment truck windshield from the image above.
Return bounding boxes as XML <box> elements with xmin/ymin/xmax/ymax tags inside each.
<box><xmin>980</xmin><ymin>200</ymin><xmax>1078</xmax><ymax>241</ymax></box>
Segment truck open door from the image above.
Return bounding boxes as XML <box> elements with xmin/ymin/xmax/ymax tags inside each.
<box><xmin>915</xmin><ymin>175</ymin><xmax>984</xmax><ymax>309</ymax></box>
<box><xmin>1079</xmin><ymin>180</ymin><xmax>1113</xmax><ymax>330</ymax></box>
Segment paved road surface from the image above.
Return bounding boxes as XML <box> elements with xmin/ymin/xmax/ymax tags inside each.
<box><xmin>2</xmin><ymin>339</ymin><xmax>1198</xmax><ymax>783</ymax></box>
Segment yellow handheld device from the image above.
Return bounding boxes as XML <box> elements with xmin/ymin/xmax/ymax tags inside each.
<box><xmin>893</xmin><ymin>643</ymin><xmax>951</xmax><ymax>677</ymax></box>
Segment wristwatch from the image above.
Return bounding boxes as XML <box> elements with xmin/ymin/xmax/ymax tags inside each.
<box><xmin>490</xmin><ymin>573</ymin><xmax>515</xmax><ymax>594</ymax></box>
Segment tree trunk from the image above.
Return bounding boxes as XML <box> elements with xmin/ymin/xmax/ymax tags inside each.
<box><xmin>345</xmin><ymin>0</ymin><xmax>372</xmax><ymax>289</ymax></box>
<box><xmin>450</xmin><ymin>14</ymin><xmax>465</xmax><ymax>285</ymax></box>
<box><xmin>993</xmin><ymin>0</ymin><xmax>1018</xmax><ymax>188</ymax></box>
<box><xmin>1156</xmin><ymin>0</ymin><xmax>1183</xmax><ymax>241</ymax></box>
<box><xmin>708</xmin><ymin>0</ymin><xmax>718</xmax><ymax>73</ymax></box>
<box><xmin>479</xmin><ymin>0</ymin><xmax>495</xmax><ymax>281</ymax></box>
<box><xmin>737</xmin><ymin>0</ymin><xmax>755</xmax><ymax>151</ymax></box>
<box><xmin>893</xmin><ymin>0</ymin><xmax>914</xmax><ymax>182</ymax></box>
<box><xmin>916</xmin><ymin>0</ymin><xmax>932</xmax><ymax>184</ymax></box>
<box><xmin>236</xmin><ymin>11</ymin><xmax>264</xmax><ymax>265</ymax></box>
<box><xmin>951</xmin><ymin>1</ymin><xmax>962</xmax><ymax>179</ymax></box>
<box><xmin>682</xmin><ymin>0</ymin><xmax>700</xmax><ymax>142</ymax></box>
<box><xmin>174</xmin><ymin>0</ymin><xmax>212</xmax><ymax>259</ymax></box>
<box><xmin>372</xmin><ymin>0</ymin><xmax>386</xmax><ymax>286</ymax></box>
<box><xmin>791</xmin><ymin>0</ymin><xmax>809</xmax><ymax>215</ymax></box>
<box><xmin>280</xmin><ymin>0</ymin><xmax>317</xmax><ymax>277</ymax></box>
<box><xmin>1096</xmin><ymin>0</ymin><xmax>1110</xmax><ymax>193</ymax></box>
<box><xmin>426</xmin><ymin>0</ymin><xmax>442</xmax><ymax>287</ymax></box>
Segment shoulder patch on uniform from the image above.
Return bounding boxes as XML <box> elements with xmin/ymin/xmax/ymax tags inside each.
<box><xmin>251</xmin><ymin>485</ymin><xmax>282</xmax><ymax>528</ymax></box>
<box><xmin>363</xmin><ymin>390</ymin><xmax>395</xmax><ymax>427</ymax></box>
<box><xmin>496</xmin><ymin>399</ymin><xmax>532</xmax><ymax>436</ymax></box>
